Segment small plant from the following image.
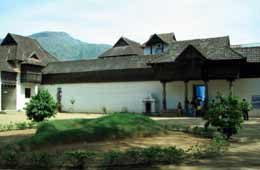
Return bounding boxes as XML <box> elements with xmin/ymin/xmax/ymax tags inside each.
<box><xmin>70</xmin><ymin>98</ymin><xmax>76</xmax><ymax>112</ymax></box>
<box><xmin>189</xmin><ymin>134</ymin><xmax>229</xmax><ymax>159</ymax></box>
<box><xmin>0</xmin><ymin>122</ymin><xmax>36</xmax><ymax>132</ymax></box>
<box><xmin>65</xmin><ymin>151</ymin><xmax>97</xmax><ymax>169</ymax></box>
<box><xmin>24</xmin><ymin>152</ymin><xmax>54</xmax><ymax>168</ymax></box>
<box><xmin>121</xmin><ymin>106</ymin><xmax>129</xmax><ymax>113</ymax></box>
<box><xmin>0</xmin><ymin>146</ymin><xmax>18</xmax><ymax>166</ymax></box>
<box><xmin>101</xmin><ymin>106</ymin><xmax>108</xmax><ymax>114</ymax></box>
<box><xmin>25</xmin><ymin>89</ymin><xmax>57</xmax><ymax>122</ymax></box>
<box><xmin>204</xmin><ymin>94</ymin><xmax>248</xmax><ymax>139</ymax></box>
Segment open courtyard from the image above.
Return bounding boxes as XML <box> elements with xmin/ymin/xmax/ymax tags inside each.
<box><xmin>0</xmin><ymin>112</ymin><xmax>260</xmax><ymax>169</ymax></box>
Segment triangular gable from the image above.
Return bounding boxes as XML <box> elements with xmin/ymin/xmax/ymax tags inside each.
<box><xmin>1</xmin><ymin>33</ymin><xmax>17</xmax><ymax>45</ymax></box>
<box><xmin>174</xmin><ymin>45</ymin><xmax>206</xmax><ymax>63</ymax></box>
<box><xmin>144</xmin><ymin>34</ymin><xmax>165</xmax><ymax>46</ymax></box>
<box><xmin>113</xmin><ymin>37</ymin><xmax>129</xmax><ymax>47</ymax></box>
<box><xmin>30</xmin><ymin>54</ymin><xmax>40</xmax><ymax>60</ymax></box>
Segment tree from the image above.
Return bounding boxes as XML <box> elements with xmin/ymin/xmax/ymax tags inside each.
<box><xmin>25</xmin><ymin>89</ymin><xmax>57</xmax><ymax>122</ymax></box>
<box><xmin>204</xmin><ymin>94</ymin><xmax>250</xmax><ymax>139</ymax></box>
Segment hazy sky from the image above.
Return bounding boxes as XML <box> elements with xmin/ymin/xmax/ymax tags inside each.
<box><xmin>0</xmin><ymin>0</ymin><xmax>259</xmax><ymax>45</ymax></box>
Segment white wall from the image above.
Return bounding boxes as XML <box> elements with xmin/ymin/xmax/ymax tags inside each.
<box><xmin>41</xmin><ymin>78</ymin><xmax>260</xmax><ymax>116</ymax></box>
<box><xmin>0</xmin><ymin>72</ymin><xmax>2</xmax><ymax>111</ymax></box>
<box><xmin>166</xmin><ymin>81</ymin><xmax>185</xmax><ymax>109</ymax></box>
<box><xmin>234</xmin><ymin>78</ymin><xmax>260</xmax><ymax>116</ymax></box>
<box><xmin>42</xmin><ymin>81</ymin><xmax>164</xmax><ymax>113</ymax></box>
<box><xmin>16</xmin><ymin>72</ymin><xmax>39</xmax><ymax>110</ymax></box>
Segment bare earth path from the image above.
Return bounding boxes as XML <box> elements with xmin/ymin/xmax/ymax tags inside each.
<box><xmin>157</xmin><ymin>118</ymin><xmax>260</xmax><ymax>170</ymax></box>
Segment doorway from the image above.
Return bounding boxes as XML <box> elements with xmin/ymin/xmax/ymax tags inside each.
<box><xmin>193</xmin><ymin>85</ymin><xmax>206</xmax><ymax>102</ymax></box>
<box><xmin>193</xmin><ymin>85</ymin><xmax>206</xmax><ymax>116</ymax></box>
<box><xmin>1</xmin><ymin>84</ymin><xmax>16</xmax><ymax>110</ymax></box>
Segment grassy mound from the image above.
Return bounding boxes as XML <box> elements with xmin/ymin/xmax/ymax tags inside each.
<box><xmin>18</xmin><ymin>113</ymin><xmax>164</xmax><ymax>148</ymax></box>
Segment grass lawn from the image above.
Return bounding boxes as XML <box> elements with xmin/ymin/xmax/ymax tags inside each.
<box><xmin>17</xmin><ymin>113</ymin><xmax>164</xmax><ymax>149</ymax></box>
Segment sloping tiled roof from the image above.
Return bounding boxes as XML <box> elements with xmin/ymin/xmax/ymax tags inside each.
<box><xmin>143</xmin><ymin>33</ymin><xmax>176</xmax><ymax>46</ymax></box>
<box><xmin>150</xmin><ymin>36</ymin><xmax>244</xmax><ymax>63</ymax></box>
<box><xmin>157</xmin><ymin>33</ymin><xmax>176</xmax><ymax>44</ymax></box>
<box><xmin>233</xmin><ymin>47</ymin><xmax>260</xmax><ymax>63</ymax></box>
<box><xmin>99</xmin><ymin>37</ymin><xmax>143</xmax><ymax>58</ymax></box>
<box><xmin>43</xmin><ymin>55</ymin><xmax>161</xmax><ymax>74</ymax></box>
<box><xmin>0</xmin><ymin>33</ymin><xmax>58</xmax><ymax>71</ymax></box>
<box><xmin>0</xmin><ymin>46</ymin><xmax>17</xmax><ymax>72</ymax></box>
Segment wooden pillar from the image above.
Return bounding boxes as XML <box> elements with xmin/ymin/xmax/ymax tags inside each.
<box><xmin>204</xmin><ymin>80</ymin><xmax>209</xmax><ymax>101</ymax></box>
<box><xmin>204</xmin><ymin>80</ymin><xmax>209</xmax><ymax>110</ymax></box>
<box><xmin>184</xmin><ymin>81</ymin><xmax>188</xmax><ymax>110</ymax></box>
<box><xmin>228</xmin><ymin>79</ymin><xmax>235</xmax><ymax>95</ymax></box>
<box><xmin>161</xmin><ymin>81</ymin><xmax>167</xmax><ymax>111</ymax></box>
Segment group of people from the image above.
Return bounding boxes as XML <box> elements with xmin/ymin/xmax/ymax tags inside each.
<box><xmin>185</xmin><ymin>98</ymin><xmax>205</xmax><ymax>117</ymax></box>
<box><xmin>176</xmin><ymin>98</ymin><xmax>250</xmax><ymax>120</ymax></box>
<box><xmin>177</xmin><ymin>98</ymin><xmax>205</xmax><ymax>117</ymax></box>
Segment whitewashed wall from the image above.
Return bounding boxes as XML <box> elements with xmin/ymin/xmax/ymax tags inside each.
<box><xmin>16</xmin><ymin>73</ymin><xmax>39</xmax><ymax>110</ymax></box>
<box><xmin>0</xmin><ymin>72</ymin><xmax>2</xmax><ymax>111</ymax></box>
<box><xmin>42</xmin><ymin>81</ymin><xmax>164</xmax><ymax>113</ymax></box>
<box><xmin>234</xmin><ymin>78</ymin><xmax>260</xmax><ymax>116</ymax></box>
<box><xmin>41</xmin><ymin>78</ymin><xmax>260</xmax><ymax>116</ymax></box>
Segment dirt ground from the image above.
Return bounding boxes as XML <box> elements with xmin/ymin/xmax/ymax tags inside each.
<box><xmin>0</xmin><ymin>112</ymin><xmax>104</xmax><ymax>125</ymax></box>
<box><xmin>1</xmin><ymin>113</ymin><xmax>260</xmax><ymax>169</ymax></box>
<box><xmin>158</xmin><ymin>118</ymin><xmax>260</xmax><ymax>170</ymax></box>
<box><xmin>0</xmin><ymin>129</ymin><xmax>209</xmax><ymax>152</ymax></box>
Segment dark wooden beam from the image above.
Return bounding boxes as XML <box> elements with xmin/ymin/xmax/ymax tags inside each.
<box><xmin>184</xmin><ymin>80</ymin><xmax>189</xmax><ymax>111</ymax></box>
<box><xmin>204</xmin><ymin>80</ymin><xmax>209</xmax><ymax>110</ymax></box>
<box><xmin>228</xmin><ymin>79</ymin><xmax>235</xmax><ymax>95</ymax></box>
<box><xmin>161</xmin><ymin>81</ymin><xmax>167</xmax><ymax>111</ymax></box>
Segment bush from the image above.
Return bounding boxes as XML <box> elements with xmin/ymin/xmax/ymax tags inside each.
<box><xmin>204</xmin><ymin>94</ymin><xmax>249</xmax><ymax>139</ymax></box>
<box><xmin>103</xmin><ymin>146</ymin><xmax>186</xmax><ymax>167</ymax></box>
<box><xmin>0</xmin><ymin>122</ymin><xmax>36</xmax><ymax>132</ymax></box>
<box><xmin>25</xmin><ymin>89</ymin><xmax>57</xmax><ymax>122</ymax></box>
<box><xmin>189</xmin><ymin>134</ymin><xmax>229</xmax><ymax>158</ymax></box>
<box><xmin>65</xmin><ymin>151</ymin><xmax>97</xmax><ymax>169</ymax></box>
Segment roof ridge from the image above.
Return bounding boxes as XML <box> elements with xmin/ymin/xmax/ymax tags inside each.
<box><xmin>176</xmin><ymin>36</ymin><xmax>229</xmax><ymax>43</ymax></box>
<box><xmin>232</xmin><ymin>46</ymin><xmax>260</xmax><ymax>49</ymax></box>
<box><xmin>226</xmin><ymin>47</ymin><xmax>246</xmax><ymax>59</ymax></box>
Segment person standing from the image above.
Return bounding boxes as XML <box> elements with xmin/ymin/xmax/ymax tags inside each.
<box><xmin>242</xmin><ymin>99</ymin><xmax>250</xmax><ymax>121</ymax></box>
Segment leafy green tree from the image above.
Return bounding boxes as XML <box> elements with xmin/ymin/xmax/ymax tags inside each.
<box><xmin>25</xmin><ymin>89</ymin><xmax>57</xmax><ymax>122</ymax></box>
<box><xmin>204</xmin><ymin>94</ymin><xmax>249</xmax><ymax>139</ymax></box>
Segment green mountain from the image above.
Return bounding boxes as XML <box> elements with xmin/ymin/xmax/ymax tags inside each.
<box><xmin>29</xmin><ymin>32</ymin><xmax>111</xmax><ymax>61</ymax></box>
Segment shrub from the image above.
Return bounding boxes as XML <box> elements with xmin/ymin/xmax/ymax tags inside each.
<box><xmin>0</xmin><ymin>122</ymin><xmax>36</xmax><ymax>132</ymax></box>
<box><xmin>25</xmin><ymin>89</ymin><xmax>57</xmax><ymax>122</ymax></box>
<box><xmin>103</xmin><ymin>146</ymin><xmax>186</xmax><ymax>167</ymax></box>
<box><xmin>65</xmin><ymin>151</ymin><xmax>97</xmax><ymax>169</ymax></box>
<box><xmin>189</xmin><ymin>134</ymin><xmax>229</xmax><ymax>158</ymax></box>
<box><xmin>24</xmin><ymin>152</ymin><xmax>54</xmax><ymax>168</ymax></box>
<box><xmin>204</xmin><ymin>94</ymin><xmax>248</xmax><ymax>139</ymax></box>
<box><xmin>0</xmin><ymin>146</ymin><xmax>18</xmax><ymax>167</ymax></box>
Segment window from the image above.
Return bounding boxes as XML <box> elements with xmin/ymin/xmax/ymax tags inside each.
<box><xmin>252</xmin><ymin>95</ymin><xmax>260</xmax><ymax>109</ymax></box>
<box><xmin>25</xmin><ymin>88</ymin><xmax>31</xmax><ymax>98</ymax></box>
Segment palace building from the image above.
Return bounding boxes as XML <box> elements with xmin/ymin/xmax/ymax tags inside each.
<box><xmin>1</xmin><ymin>33</ymin><xmax>260</xmax><ymax>116</ymax></box>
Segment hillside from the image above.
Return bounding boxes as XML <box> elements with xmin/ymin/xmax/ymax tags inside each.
<box><xmin>29</xmin><ymin>32</ymin><xmax>111</xmax><ymax>61</ymax></box>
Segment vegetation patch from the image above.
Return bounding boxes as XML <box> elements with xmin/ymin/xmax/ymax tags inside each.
<box><xmin>0</xmin><ymin>122</ymin><xmax>36</xmax><ymax>132</ymax></box>
<box><xmin>102</xmin><ymin>146</ymin><xmax>186</xmax><ymax>168</ymax></box>
<box><xmin>18</xmin><ymin>113</ymin><xmax>164</xmax><ymax>149</ymax></box>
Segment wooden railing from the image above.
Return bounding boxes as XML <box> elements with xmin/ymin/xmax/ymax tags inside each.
<box><xmin>21</xmin><ymin>71</ymin><xmax>42</xmax><ymax>83</ymax></box>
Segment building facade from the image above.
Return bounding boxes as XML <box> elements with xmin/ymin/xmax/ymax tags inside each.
<box><xmin>1</xmin><ymin>32</ymin><xmax>260</xmax><ymax>116</ymax></box>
